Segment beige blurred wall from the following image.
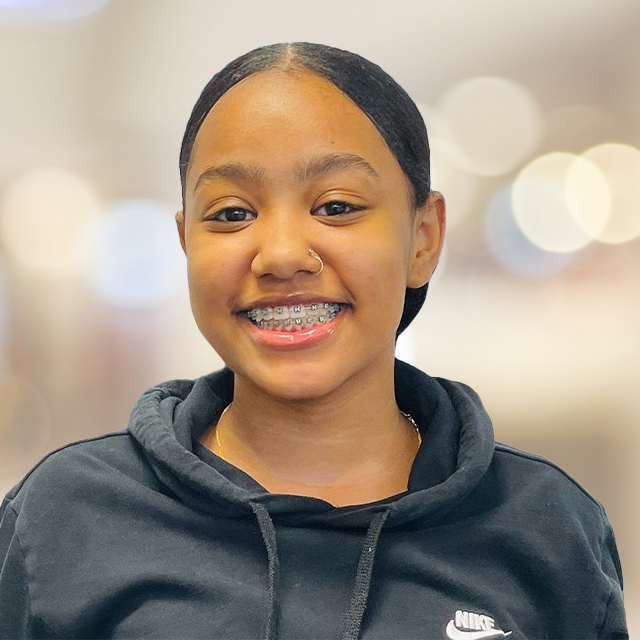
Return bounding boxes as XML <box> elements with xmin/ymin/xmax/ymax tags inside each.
<box><xmin>0</xmin><ymin>0</ymin><xmax>638</xmax><ymax>633</ymax></box>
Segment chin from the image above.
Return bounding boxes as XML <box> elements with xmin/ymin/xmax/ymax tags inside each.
<box><xmin>231</xmin><ymin>358</ymin><xmax>350</xmax><ymax>402</ymax></box>
<box><xmin>260</xmin><ymin>369</ymin><xmax>344</xmax><ymax>401</ymax></box>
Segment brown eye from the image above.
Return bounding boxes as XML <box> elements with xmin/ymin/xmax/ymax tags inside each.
<box><xmin>209</xmin><ymin>207</ymin><xmax>256</xmax><ymax>222</ymax></box>
<box><xmin>314</xmin><ymin>201</ymin><xmax>364</xmax><ymax>217</ymax></box>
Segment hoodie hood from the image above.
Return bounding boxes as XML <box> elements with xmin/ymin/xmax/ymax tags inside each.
<box><xmin>127</xmin><ymin>358</ymin><xmax>495</xmax><ymax>529</ymax></box>
<box><xmin>126</xmin><ymin>358</ymin><xmax>497</xmax><ymax>638</ymax></box>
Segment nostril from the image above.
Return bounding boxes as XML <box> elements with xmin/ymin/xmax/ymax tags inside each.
<box><xmin>251</xmin><ymin>246</ymin><xmax>324</xmax><ymax>280</ymax></box>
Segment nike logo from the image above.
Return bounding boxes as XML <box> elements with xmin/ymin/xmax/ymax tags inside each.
<box><xmin>446</xmin><ymin>620</ymin><xmax>513</xmax><ymax>640</ymax></box>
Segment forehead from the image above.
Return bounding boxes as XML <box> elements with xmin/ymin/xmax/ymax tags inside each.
<box><xmin>186</xmin><ymin>69</ymin><xmax>404</xmax><ymax>186</ymax></box>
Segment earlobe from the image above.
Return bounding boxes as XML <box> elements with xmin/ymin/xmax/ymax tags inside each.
<box><xmin>175</xmin><ymin>211</ymin><xmax>187</xmax><ymax>255</ymax></box>
<box><xmin>406</xmin><ymin>191</ymin><xmax>446</xmax><ymax>288</ymax></box>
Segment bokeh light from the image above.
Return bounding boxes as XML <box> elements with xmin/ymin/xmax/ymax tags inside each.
<box><xmin>0</xmin><ymin>0</ymin><xmax>110</xmax><ymax>22</ymax></box>
<box><xmin>486</xmin><ymin>184</ymin><xmax>577</xmax><ymax>277</ymax></box>
<box><xmin>0</xmin><ymin>167</ymin><xmax>102</xmax><ymax>273</ymax></box>
<box><xmin>87</xmin><ymin>199</ymin><xmax>186</xmax><ymax>308</ymax></box>
<box><xmin>581</xmin><ymin>143</ymin><xmax>640</xmax><ymax>244</ymax></box>
<box><xmin>512</xmin><ymin>152</ymin><xmax>610</xmax><ymax>253</ymax></box>
<box><xmin>438</xmin><ymin>76</ymin><xmax>542</xmax><ymax>176</ymax></box>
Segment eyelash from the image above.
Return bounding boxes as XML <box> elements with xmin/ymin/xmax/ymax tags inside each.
<box><xmin>207</xmin><ymin>200</ymin><xmax>364</xmax><ymax>223</ymax></box>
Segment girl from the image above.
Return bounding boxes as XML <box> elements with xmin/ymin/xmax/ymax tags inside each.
<box><xmin>0</xmin><ymin>42</ymin><xmax>627</xmax><ymax>639</ymax></box>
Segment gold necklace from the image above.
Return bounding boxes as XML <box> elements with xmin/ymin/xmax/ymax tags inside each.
<box><xmin>401</xmin><ymin>410</ymin><xmax>423</xmax><ymax>449</ymax></box>
<box><xmin>215</xmin><ymin>403</ymin><xmax>232</xmax><ymax>460</ymax></box>
<box><xmin>214</xmin><ymin>403</ymin><xmax>422</xmax><ymax>461</ymax></box>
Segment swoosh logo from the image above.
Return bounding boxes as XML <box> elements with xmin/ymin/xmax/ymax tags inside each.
<box><xmin>446</xmin><ymin>620</ymin><xmax>513</xmax><ymax>640</ymax></box>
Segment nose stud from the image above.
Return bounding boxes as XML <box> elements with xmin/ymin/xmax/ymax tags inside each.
<box><xmin>308</xmin><ymin>248</ymin><xmax>324</xmax><ymax>275</ymax></box>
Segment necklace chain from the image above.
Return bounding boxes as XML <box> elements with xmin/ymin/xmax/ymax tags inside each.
<box><xmin>214</xmin><ymin>403</ymin><xmax>422</xmax><ymax>462</ymax></box>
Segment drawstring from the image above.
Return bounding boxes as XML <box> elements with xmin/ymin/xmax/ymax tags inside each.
<box><xmin>249</xmin><ymin>502</ymin><xmax>390</xmax><ymax>640</ymax></box>
<box><xmin>251</xmin><ymin>502</ymin><xmax>280</xmax><ymax>640</ymax></box>
<box><xmin>340</xmin><ymin>508</ymin><xmax>391</xmax><ymax>640</ymax></box>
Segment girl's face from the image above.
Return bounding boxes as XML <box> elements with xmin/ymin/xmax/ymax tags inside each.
<box><xmin>177</xmin><ymin>69</ymin><xmax>444</xmax><ymax>401</ymax></box>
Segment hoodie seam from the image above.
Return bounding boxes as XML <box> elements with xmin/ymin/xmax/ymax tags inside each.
<box><xmin>596</xmin><ymin>584</ymin><xmax>616</xmax><ymax>639</ymax></box>
<box><xmin>494</xmin><ymin>443</ymin><xmax>606</xmax><ymax>512</ymax></box>
<box><xmin>6</xmin><ymin>432</ymin><xmax>130</xmax><ymax>500</ymax></box>
<box><xmin>5</xmin><ymin>503</ymin><xmax>34</xmax><ymax>632</ymax></box>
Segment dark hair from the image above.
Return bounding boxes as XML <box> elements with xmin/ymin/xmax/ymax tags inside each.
<box><xmin>179</xmin><ymin>42</ymin><xmax>431</xmax><ymax>338</ymax></box>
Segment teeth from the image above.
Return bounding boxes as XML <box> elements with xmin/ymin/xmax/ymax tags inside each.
<box><xmin>246</xmin><ymin>303</ymin><xmax>343</xmax><ymax>329</ymax></box>
<box><xmin>290</xmin><ymin>305</ymin><xmax>306</xmax><ymax>319</ymax></box>
<box><xmin>273</xmin><ymin>306</ymin><xmax>289</xmax><ymax>320</ymax></box>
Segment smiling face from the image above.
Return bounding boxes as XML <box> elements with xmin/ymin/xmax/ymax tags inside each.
<box><xmin>176</xmin><ymin>68</ymin><xmax>444</xmax><ymax>401</ymax></box>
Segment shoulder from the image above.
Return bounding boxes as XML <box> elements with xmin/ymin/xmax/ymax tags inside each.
<box><xmin>4</xmin><ymin>431</ymin><xmax>158</xmax><ymax>519</ymax></box>
<box><xmin>493</xmin><ymin>441</ymin><xmax>603</xmax><ymax>505</ymax></box>
<box><xmin>490</xmin><ymin>442</ymin><xmax>625</xmax><ymax>595</ymax></box>
<box><xmin>489</xmin><ymin>441</ymin><xmax>609</xmax><ymax>541</ymax></box>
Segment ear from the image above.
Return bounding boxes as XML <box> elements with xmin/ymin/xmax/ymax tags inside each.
<box><xmin>175</xmin><ymin>210</ymin><xmax>187</xmax><ymax>255</ymax></box>
<box><xmin>406</xmin><ymin>191</ymin><xmax>446</xmax><ymax>288</ymax></box>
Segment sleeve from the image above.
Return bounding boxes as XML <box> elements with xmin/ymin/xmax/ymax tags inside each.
<box><xmin>598</xmin><ymin>517</ymin><xmax>629</xmax><ymax>640</ymax></box>
<box><xmin>0</xmin><ymin>497</ymin><xmax>33</xmax><ymax>639</ymax></box>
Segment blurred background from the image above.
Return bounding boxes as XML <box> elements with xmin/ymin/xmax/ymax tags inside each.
<box><xmin>0</xmin><ymin>0</ymin><xmax>638</xmax><ymax>631</ymax></box>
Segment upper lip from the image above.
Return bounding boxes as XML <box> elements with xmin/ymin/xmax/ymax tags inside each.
<box><xmin>236</xmin><ymin>293</ymin><xmax>349</xmax><ymax>313</ymax></box>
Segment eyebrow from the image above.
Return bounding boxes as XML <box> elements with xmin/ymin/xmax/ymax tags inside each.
<box><xmin>193</xmin><ymin>153</ymin><xmax>381</xmax><ymax>192</ymax></box>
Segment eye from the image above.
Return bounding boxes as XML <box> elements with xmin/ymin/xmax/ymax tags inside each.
<box><xmin>313</xmin><ymin>200</ymin><xmax>365</xmax><ymax>217</ymax></box>
<box><xmin>208</xmin><ymin>207</ymin><xmax>256</xmax><ymax>223</ymax></box>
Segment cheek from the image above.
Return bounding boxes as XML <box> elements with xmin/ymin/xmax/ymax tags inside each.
<box><xmin>185</xmin><ymin>242</ymin><xmax>236</xmax><ymax>317</ymax></box>
<box><xmin>346</xmin><ymin>234</ymin><xmax>408</xmax><ymax>318</ymax></box>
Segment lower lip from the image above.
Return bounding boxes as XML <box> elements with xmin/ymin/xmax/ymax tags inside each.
<box><xmin>242</xmin><ymin>307</ymin><xmax>348</xmax><ymax>349</ymax></box>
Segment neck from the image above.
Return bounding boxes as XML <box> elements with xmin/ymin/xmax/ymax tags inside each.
<box><xmin>199</xmin><ymin>356</ymin><xmax>421</xmax><ymax>506</ymax></box>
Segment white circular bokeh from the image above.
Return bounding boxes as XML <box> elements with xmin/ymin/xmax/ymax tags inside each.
<box><xmin>581</xmin><ymin>143</ymin><xmax>640</xmax><ymax>244</ymax></box>
<box><xmin>87</xmin><ymin>199</ymin><xmax>186</xmax><ymax>308</ymax></box>
<box><xmin>512</xmin><ymin>153</ymin><xmax>610</xmax><ymax>253</ymax></box>
<box><xmin>0</xmin><ymin>167</ymin><xmax>102</xmax><ymax>273</ymax></box>
<box><xmin>486</xmin><ymin>184</ymin><xmax>578</xmax><ymax>277</ymax></box>
<box><xmin>438</xmin><ymin>76</ymin><xmax>542</xmax><ymax>176</ymax></box>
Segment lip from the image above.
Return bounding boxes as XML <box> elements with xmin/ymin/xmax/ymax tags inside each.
<box><xmin>236</xmin><ymin>293</ymin><xmax>348</xmax><ymax>313</ymax></box>
<box><xmin>240</xmin><ymin>304</ymin><xmax>348</xmax><ymax>349</ymax></box>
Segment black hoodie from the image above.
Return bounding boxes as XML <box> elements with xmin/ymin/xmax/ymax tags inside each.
<box><xmin>0</xmin><ymin>360</ymin><xmax>628</xmax><ymax>639</ymax></box>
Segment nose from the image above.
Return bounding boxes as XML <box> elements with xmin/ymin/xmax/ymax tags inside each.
<box><xmin>251</xmin><ymin>213</ymin><xmax>322</xmax><ymax>280</ymax></box>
